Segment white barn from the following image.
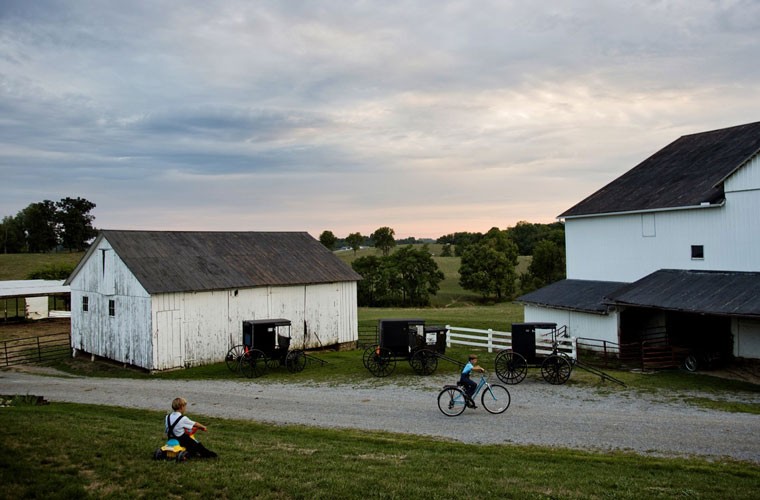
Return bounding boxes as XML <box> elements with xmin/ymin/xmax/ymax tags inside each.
<box><xmin>519</xmin><ymin>121</ymin><xmax>760</xmax><ymax>362</ymax></box>
<box><xmin>65</xmin><ymin>230</ymin><xmax>362</xmax><ymax>371</ymax></box>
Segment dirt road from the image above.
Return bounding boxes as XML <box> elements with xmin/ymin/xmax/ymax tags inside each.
<box><xmin>2</xmin><ymin>367</ymin><xmax>759</xmax><ymax>463</ymax></box>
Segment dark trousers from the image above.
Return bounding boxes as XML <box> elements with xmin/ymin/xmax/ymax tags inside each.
<box><xmin>459</xmin><ymin>376</ymin><xmax>477</xmax><ymax>399</ymax></box>
<box><xmin>177</xmin><ymin>433</ymin><xmax>217</xmax><ymax>458</ymax></box>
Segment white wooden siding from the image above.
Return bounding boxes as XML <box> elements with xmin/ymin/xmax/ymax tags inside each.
<box><xmin>734</xmin><ymin>319</ymin><xmax>760</xmax><ymax>359</ymax></box>
<box><xmin>524</xmin><ymin>305</ymin><xmax>620</xmax><ymax>345</ymax></box>
<box><xmin>151</xmin><ymin>281</ymin><xmax>358</xmax><ymax>370</ymax></box>
<box><xmin>69</xmin><ymin>238</ymin><xmax>152</xmax><ymax>368</ymax></box>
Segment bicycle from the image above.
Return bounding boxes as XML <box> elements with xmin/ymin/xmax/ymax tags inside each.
<box><xmin>437</xmin><ymin>371</ymin><xmax>511</xmax><ymax>417</ymax></box>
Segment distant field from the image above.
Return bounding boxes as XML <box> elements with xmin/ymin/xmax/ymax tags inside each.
<box><xmin>335</xmin><ymin>244</ymin><xmax>530</xmax><ymax>307</ymax></box>
<box><xmin>0</xmin><ymin>252</ymin><xmax>84</xmax><ymax>281</ymax></box>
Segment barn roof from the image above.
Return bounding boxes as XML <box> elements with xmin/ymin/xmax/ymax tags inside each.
<box><xmin>66</xmin><ymin>230</ymin><xmax>362</xmax><ymax>294</ymax></box>
<box><xmin>606</xmin><ymin>269</ymin><xmax>760</xmax><ymax>318</ymax></box>
<box><xmin>560</xmin><ymin>121</ymin><xmax>760</xmax><ymax>218</ymax></box>
<box><xmin>516</xmin><ymin>279</ymin><xmax>628</xmax><ymax>314</ymax></box>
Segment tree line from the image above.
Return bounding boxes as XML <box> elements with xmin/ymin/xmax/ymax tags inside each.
<box><xmin>319</xmin><ymin>221</ymin><xmax>566</xmax><ymax>307</ymax></box>
<box><xmin>1</xmin><ymin>197</ymin><xmax>98</xmax><ymax>253</ymax></box>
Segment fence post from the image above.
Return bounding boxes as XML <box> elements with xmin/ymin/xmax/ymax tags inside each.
<box><xmin>487</xmin><ymin>329</ymin><xmax>493</xmax><ymax>353</ymax></box>
<box><xmin>445</xmin><ymin>325</ymin><xmax>451</xmax><ymax>348</ymax></box>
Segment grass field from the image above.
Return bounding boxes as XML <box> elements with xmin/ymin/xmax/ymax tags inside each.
<box><xmin>0</xmin><ymin>251</ymin><xmax>84</xmax><ymax>281</ymax></box>
<box><xmin>1</xmin><ymin>395</ymin><xmax>758</xmax><ymax>499</ymax></box>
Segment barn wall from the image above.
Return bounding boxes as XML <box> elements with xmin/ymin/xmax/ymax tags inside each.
<box><xmin>523</xmin><ymin>305</ymin><xmax>619</xmax><ymax>345</ymax></box>
<box><xmin>734</xmin><ymin>319</ymin><xmax>760</xmax><ymax>359</ymax></box>
<box><xmin>152</xmin><ymin>281</ymin><xmax>358</xmax><ymax>370</ymax></box>
<box><xmin>70</xmin><ymin>237</ymin><xmax>152</xmax><ymax>368</ymax></box>
<box><xmin>566</xmin><ymin>157</ymin><xmax>760</xmax><ymax>283</ymax></box>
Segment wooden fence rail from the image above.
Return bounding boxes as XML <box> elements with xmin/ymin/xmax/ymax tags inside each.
<box><xmin>1</xmin><ymin>331</ymin><xmax>70</xmax><ymax>367</ymax></box>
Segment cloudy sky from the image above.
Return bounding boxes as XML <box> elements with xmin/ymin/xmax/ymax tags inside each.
<box><xmin>2</xmin><ymin>1</ymin><xmax>759</xmax><ymax>239</ymax></box>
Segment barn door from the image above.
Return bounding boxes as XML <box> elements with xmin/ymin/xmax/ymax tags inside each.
<box><xmin>156</xmin><ymin>310</ymin><xmax>183</xmax><ymax>369</ymax></box>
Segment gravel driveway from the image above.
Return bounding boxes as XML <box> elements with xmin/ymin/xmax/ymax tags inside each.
<box><xmin>2</xmin><ymin>368</ymin><xmax>759</xmax><ymax>463</ymax></box>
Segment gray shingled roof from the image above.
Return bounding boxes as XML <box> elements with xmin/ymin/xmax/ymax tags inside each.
<box><xmin>66</xmin><ymin>230</ymin><xmax>362</xmax><ymax>294</ymax></box>
<box><xmin>517</xmin><ymin>279</ymin><xmax>628</xmax><ymax>314</ymax></box>
<box><xmin>606</xmin><ymin>269</ymin><xmax>760</xmax><ymax>318</ymax></box>
<box><xmin>560</xmin><ymin>121</ymin><xmax>760</xmax><ymax>218</ymax></box>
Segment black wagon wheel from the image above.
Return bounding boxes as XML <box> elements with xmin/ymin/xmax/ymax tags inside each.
<box><xmin>409</xmin><ymin>349</ymin><xmax>439</xmax><ymax>375</ymax></box>
<box><xmin>494</xmin><ymin>350</ymin><xmax>528</xmax><ymax>385</ymax></box>
<box><xmin>225</xmin><ymin>344</ymin><xmax>247</xmax><ymax>373</ymax></box>
<box><xmin>285</xmin><ymin>349</ymin><xmax>307</xmax><ymax>373</ymax></box>
<box><xmin>366</xmin><ymin>346</ymin><xmax>396</xmax><ymax>377</ymax></box>
<box><xmin>437</xmin><ymin>386</ymin><xmax>467</xmax><ymax>417</ymax></box>
<box><xmin>362</xmin><ymin>344</ymin><xmax>379</xmax><ymax>369</ymax></box>
<box><xmin>240</xmin><ymin>349</ymin><xmax>268</xmax><ymax>378</ymax></box>
<box><xmin>541</xmin><ymin>354</ymin><xmax>572</xmax><ymax>385</ymax></box>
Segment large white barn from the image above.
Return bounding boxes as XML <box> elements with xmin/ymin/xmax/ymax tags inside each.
<box><xmin>65</xmin><ymin>230</ymin><xmax>362</xmax><ymax>371</ymax></box>
<box><xmin>519</xmin><ymin>121</ymin><xmax>760</xmax><ymax>362</ymax></box>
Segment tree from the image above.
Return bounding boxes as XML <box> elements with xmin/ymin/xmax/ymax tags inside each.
<box><xmin>370</xmin><ymin>226</ymin><xmax>396</xmax><ymax>256</ymax></box>
<box><xmin>440</xmin><ymin>243</ymin><xmax>452</xmax><ymax>257</ymax></box>
<box><xmin>520</xmin><ymin>239</ymin><xmax>566</xmax><ymax>294</ymax></box>
<box><xmin>458</xmin><ymin>227</ymin><xmax>519</xmax><ymax>301</ymax></box>
<box><xmin>506</xmin><ymin>221</ymin><xmax>565</xmax><ymax>255</ymax></box>
<box><xmin>388</xmin><ymin>245</ymin><xmax>444</xmax><ymax>306</ymax></box>
<box><xmin>346</xmin><ymin>232</ymin><xmax>364</xmax><ymax>255</ymax></box>
<box><xmin>319</xmin><ymin>230</ymin><xmax>338</xmax><ymax>250</ymax></box>
<box><xmin>20</xmin><ymin>201</ymin><xmax>58</xmax><ymax>253</ymax></box>
<box><xmin>0</xmin><ymin>215</ymin><xmax>25</xmax><ymax>253</ymax></box>
<box><xmin>352</xmin><ymin>255</ymin><xmax>394</xmax><ymax>306</ymax></box>
<box><xmin>56</xmin><ymin>197</ymin><xmax>97</xmax><ymax>251</ymax></box>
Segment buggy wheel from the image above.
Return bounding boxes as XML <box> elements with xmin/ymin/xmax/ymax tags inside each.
<box><xmin>410</xmin><ymin>349</ymin><xmax>438</xmax><ymax>375</ymax></box>
<box><xmin>286</xmin><ymin>350</ymin><xmax>307</xmax><ymax>373</ymax></box>
<box><xmin>494</xmin><ymin>350</ymin><xmax>527</xmax><ymax>384</ymax></box>
<box><xmin>240</xmin><ymin>349</ymin><xmax>268</xmax><ymax>378</ymax></box>
<box><xmin>683</xmin><ymin>354</ymin><xmax>698</xmax><ymax>372</ymax></box>
<box><xmin>541</xmin><ymin>354</ymin><xmax>572</xmax><ymax>385</ymax></box>
<box><xmin>362</xmin><ymin>345</ymin><xmax>379</xmax><ymax>369</ymax></box>
<box><xmin>481</xmin><ymin>384</ymin><xmax>511</xmax><ymax>414</ymax></box>
<box><xmin>366</xmin><ymin>346</ymin><xmax>396</xmax><ymax>377</ymax></box>
<box><xmin>437</xmin><ymin>387</ymin><xmax>466</xmax><ymax>417</ymax></box>
<box><xmin>225</xmin><ymin>344</ymin><xmax>246</xmax><ymax>373</ymax></box>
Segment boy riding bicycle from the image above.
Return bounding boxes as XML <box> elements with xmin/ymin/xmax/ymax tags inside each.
<box><xmin>460</xmin><ymin>354</ymin><xmax>485</xmax><ymax>408</ymax></box>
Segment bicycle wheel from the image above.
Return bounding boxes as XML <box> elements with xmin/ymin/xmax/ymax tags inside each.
<box><xmin>494</xmin><ymin>350</ymin><xmax>527</xmax><ymax>385</ymax></box>
<box><xmin>437</xmin><ymin>387</ymin><xmax>466</xmax><ymax>417</ymax></box>
<box><xmin>225</xmin><ymin>345</ymin><xmax>246</xmax><ymax>373</ymax></box>
<box><xmin>541</xmin><ymin>354</ymin><xmax>572</xmax><ymax>385</ymax></box>
<box><xmin>481</xmin><ymin>384</ymin><xmax>511</xmax><ymax>414</ymax></box>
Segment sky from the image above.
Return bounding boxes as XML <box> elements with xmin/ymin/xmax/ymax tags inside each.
<box><xmin>2</xmin><ymin>1</ymin><xmax>759</xmax><ymax>240</ymax></box>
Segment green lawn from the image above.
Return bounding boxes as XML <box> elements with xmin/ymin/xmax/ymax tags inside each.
<box><xmin>0</xmin><ymin>252</ymin><xmax>84</xmax><ymax>280</ymax></box>
<box><xmin>1</xmin><ymin>400</ymin><xmax>758</xmax><ymax>499</ymax></box>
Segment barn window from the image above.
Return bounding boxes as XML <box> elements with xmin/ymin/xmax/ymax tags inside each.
<box><xmin>691</xmin><ymin>245</ymin><xmax>704</xmax><ymax>259</ymax></box>
<box><xmin>108</xmin><ymin>299</ymin><xmax>115</xmax><ymax>316</ymax></box>
<box><xmin>82</xmin><ymin>296</ymin><xmax>89</xmax><ymax>312</ymax></box>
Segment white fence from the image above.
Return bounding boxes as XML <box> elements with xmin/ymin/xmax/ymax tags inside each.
<box><xmin>445</xmin><ymin>325</ymin><xmax>577</xmax><ymax>360</ymax></box>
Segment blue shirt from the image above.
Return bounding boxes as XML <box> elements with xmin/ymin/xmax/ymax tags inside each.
<box><xmin>461</xmin><ymin>361</ymin><xmax>474</xmax><ymax>377</ymax></box>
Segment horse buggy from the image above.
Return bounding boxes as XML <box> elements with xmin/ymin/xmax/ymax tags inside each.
<box><xmin>494</xmin><ymin>322</ymin><xmax>575</xmax><ymax>385</ymax></box>
<box><xmin>226</xmin><ymin>319</ymin><xmax>315</xmax><ymax>378</ymax></box>
<box><xmin>362</xmin><ymin>319</ymin><xmax>453</xmax><ymax>377</ymax></box>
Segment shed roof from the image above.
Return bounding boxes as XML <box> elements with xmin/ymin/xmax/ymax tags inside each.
<box><xmin>516</xmin><ymin>279</ymin><xmax>628</xmax><ymax>314</ymax></box>
<box><xmin>0</xmin><ymin>280</ymin><xmax>69</xmax><ymax>299</ymax></box>
<box><xmin>66</xmin><ymin>230</ymin><xmax>362</xmax><ymax>294</ymax></box>
<box><xmin>606</xmin><ymin>269</ymin><xmax>760</xmax><ymax>318</ymax></box>
<box><xmin>560</xmin><ymin>121</ymin><xmax>760</xmax><ymax>218</ymax></box>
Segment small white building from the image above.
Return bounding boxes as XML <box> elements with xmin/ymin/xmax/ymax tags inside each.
<box><xmin>519</xmin><ymin>121</ymin><xmax>760</xmax><ymax>362</ymax></box>
<box><xmin>65</xmin><ymin>230</ymin><xmax>362</xmax><ymax>371</ymax></box>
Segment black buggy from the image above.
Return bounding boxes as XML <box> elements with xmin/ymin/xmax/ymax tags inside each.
<box><xmin>494</xmin><ymin>322</ymin><xmax>574</xmax><ymax>385</ymax></box>
<box><xmin>362</xmin><ymin>319</ymin><xmax>450</xmax><ymax>377</ymax></box>
<box><xmin>225</xmin><ymin>319</ymin><xmax>307</xmax><ymax>378</ymax></box>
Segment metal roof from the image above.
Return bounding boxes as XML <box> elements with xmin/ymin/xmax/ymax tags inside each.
<box><xmin>516</xmin><ymin>279</ymin><xmax>628</xmax><ymax>314</ymax></box>
<box><xmin>66</xmin><ymin>230</ymin><xmax>362</xmax><ymax>294</ymax></box>
<box><xmin>560</xmin><ymin>121</ymin><xmax>760</xmax><ymax>218</ymax></box>
<box><xmin>0</xmin><ymin>280</ymin><xmax>69</xmax><ymax>299</ymax></box>
<box><xmin>606</xmin><ymin>269</ymin><xmax>760</xmax><ymax>318</ymax></box>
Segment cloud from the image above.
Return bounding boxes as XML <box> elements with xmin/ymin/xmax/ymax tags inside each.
<box><xmin>1</xmin><ymin>0</ymin><xmax>759</xmax><ymax>238</ymax></box>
